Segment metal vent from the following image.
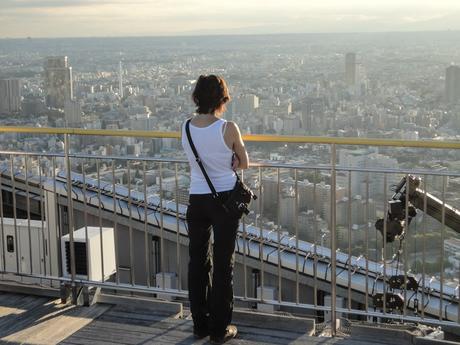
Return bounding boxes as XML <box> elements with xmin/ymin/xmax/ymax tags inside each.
<box><xmin>65</xmin><ymin>241</ymin><xmax>88</xmax><ymax>275</ymax></box>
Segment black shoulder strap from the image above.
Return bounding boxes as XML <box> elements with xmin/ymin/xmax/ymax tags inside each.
<box><xmin>185</xmin><ymin>119</ymin><xmax>219</xmax><ymax>198</ymax></box>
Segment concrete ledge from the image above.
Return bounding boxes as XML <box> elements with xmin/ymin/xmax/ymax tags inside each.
<box><xmin>232</xmin><ymin>309</ymin><xmax>315</xmax><ymax>335</ymax></box>
<box><xmin>0</xmin><ymin>281</ymin><xmax>61</xmax><ymax>298</ymax></box>
<box><xmin>351</xmin><ymin>323</ymin><xmax>419</xmax><ymax>345</ymax></box>
<box><xmin>415</xmin><ymin>338</ymin><xmax>460</xmax><ymax>345</ymax></box>
<box><xmin>94</xmin><ymin>292</ymin><xmax>183</xmax><ymax>318</ymax></box>
<box><xmin>351</xmin><ymin>323</ymin><xmax>455</xmax><ymax>345</ymax></box>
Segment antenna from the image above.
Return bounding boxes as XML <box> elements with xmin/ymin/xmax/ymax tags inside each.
<box><xmin>119</xmin><ymin>53</ymin><xmax>123</xmax><ymax>99</ymax></box>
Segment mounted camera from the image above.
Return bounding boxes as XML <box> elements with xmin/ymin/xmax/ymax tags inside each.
<box><xmin>375</xmin><ymin>175</ymin><xmax>419</xmax><ymax>243</ymax></box>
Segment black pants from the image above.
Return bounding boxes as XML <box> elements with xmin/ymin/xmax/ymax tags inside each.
<box><xmin>186</xmin><ymin>191</ymin><xmax>239</xmax><ymax>338</ymax></box>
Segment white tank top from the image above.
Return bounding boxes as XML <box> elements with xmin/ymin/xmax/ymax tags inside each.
<box><xmin>182</xmin><ymin>118</ymin><xmax>236</xmax><ymax>194</ymax></box>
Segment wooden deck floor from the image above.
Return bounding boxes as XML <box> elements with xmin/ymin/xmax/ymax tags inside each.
<box><xmin>0</xmin><ymin>292</ymin><xmax>378</xmax><ymax>345</ymax></box>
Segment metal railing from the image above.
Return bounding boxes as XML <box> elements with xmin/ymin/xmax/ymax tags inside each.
<box><xmin>0</xmin><ymin>127</ymin><xmax>459</xmax><ymax>335</ymax></box>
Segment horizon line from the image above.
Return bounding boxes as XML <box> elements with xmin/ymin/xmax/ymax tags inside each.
<box><xmin>1</xmin><ymin>28</ymin><xmax>460</xmax><ymax>41</ymax></box>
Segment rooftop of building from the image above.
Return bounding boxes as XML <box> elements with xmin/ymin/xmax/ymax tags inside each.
<box><xmin>1</xmin><ymin>290</ymin><xmax>455</xmax><ymax>345</ymax></box>
<box><xmin>1</xmin><ymin>127</ymin><xmax>460</xmax><ymax>344</ymax></box>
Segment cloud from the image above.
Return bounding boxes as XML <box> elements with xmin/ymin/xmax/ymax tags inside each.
<box><xmin>0</xmin><ymin>0</ymin><xmax>158</xmax><ymax>11</ymax></box>
<box><xmin>1</xmin><ymin>1</ymin><xmax>460</xmax><ymax>38</ymax></box>
<box><xmin>2</xmin><ymin>0</ymin><xmax>101</xmax><ymax>9</ymax></box>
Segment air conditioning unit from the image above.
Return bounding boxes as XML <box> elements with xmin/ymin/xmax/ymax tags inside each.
<box><xmin>155</xmin><ymin>272</ymin><xmax>177</xmax><ymax>301</ymax></box>
<box><xmin>256</xmin><ymin>285</ymin><xmax>279</xmax><ymax>313</ymax></box>
<box><xmin>61</xmin><ymin>227</ymin><xmax>115</xmax><ymax>281</ymax></box>
<box><xmin>324</xmin><ymin>295</ymin><xmax>345</xmax><ymax>320</ymax></box>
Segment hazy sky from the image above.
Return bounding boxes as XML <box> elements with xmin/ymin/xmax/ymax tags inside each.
<box><xmin>1</xmin><ymin>0</ymin><xmax>460</xmax><ymax>38</ymax></box>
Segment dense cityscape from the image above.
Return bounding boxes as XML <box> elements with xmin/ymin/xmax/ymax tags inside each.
<box><xmin>1</xmin><ymin>32</ymin><xmax>460</xmax><ymax>284</ymax></box>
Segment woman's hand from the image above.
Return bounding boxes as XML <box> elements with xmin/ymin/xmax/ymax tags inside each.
<box><xmin>232</xmin><ymin>154</ymin><xmax>240</xmax><ymax>170</ymax></box>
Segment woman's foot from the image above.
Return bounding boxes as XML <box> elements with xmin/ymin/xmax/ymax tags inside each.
<box><xmin>210</xmin><ymin>325</ymin><xmax>238</xmax><ymax>344</ymax></box>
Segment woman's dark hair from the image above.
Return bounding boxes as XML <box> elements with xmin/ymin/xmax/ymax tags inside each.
<box><xmin>192</xmin><ymin>75</ymin><xmax>230</xmax><ymax>114</ymax></box>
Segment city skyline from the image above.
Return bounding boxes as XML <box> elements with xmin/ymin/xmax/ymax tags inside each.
<box><xmin>1</xmin><ymin>0</ymin><xmax>460</xmax><ymax>38</ymax></box>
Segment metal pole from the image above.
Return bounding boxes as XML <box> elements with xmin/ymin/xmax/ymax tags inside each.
<box><xmin>347</xmin><ymin>171</ymin><xmax>352</xmax><ymax>311</ymax></box>
<box><xmin>440</xmin><ymin>175</ymin><xmax>446</xmax><ymax>320</ymax></box>
<box><xmin>421</xmin><ymin>175</ymin><xmax>427</xmax><ymax>320</ymax></box>
<box><xmin>127</xmin><ymin>161</ymin><xmax>135</xmax><ymax>285</ymax></box>
<box><xmin>242</xmin><ymin>169</ymin><xmax>248</xmax><ymax>299</ymax></box>
<box><xmin>277</xmin><ymin>168</ymin><xmax>282</xmax><ymax>304</ymax></box>
<box><xmin>365</xmin><ymin>172</ymin><xmax>370</xmax><ymax>313</ymax></box>
<box><xmin>0</xmin><ymin>164</ymin><xmax>5</xmax><ymax>272</ymax></box>
<box><xmin>52</xmin><ymin>157</ymin><xmax>62</xmax><ymax>279</ymax></box>
<box><xmin>81</xmin><ymin>162</ymin><xmax>90</xmax><ymax>282</ymax></box>
<box><xmin>96</xmin><ymin>160</ymin><xmax>105</xmax><ymax>282</ymax></box>
<box><xmin>159</xmin><ymin>162</ymin><xmax>165</xmax><ymax>290</ymax></box>
<box><xmin>330</xmin><ymin>144</ymin><xmax>337</xmax><ymax>336</ymax></box>
<box><xmin>10</xmin><ymin>155</ymin><xmax>19</xmax><ymax>274</ymax></box>
<box><xmin>383</xmin><ymin>173</ymin><xmax>388</xmax><ymax>315</ymax></box>
<box><xmin>403</xmin><ymin>174</ymin><xmax>409</xmax><ymax>317</ymax></box>
<box><xmin>313</xmin><ymin>170</ymin><xmax>318</xmax><ymax>307</ymax></box>
<box><xmin>174</xmin><ymin>163</ymin><xmax>181</xmax><ymax>290</ymax></box>
<box><xmin>24</xmin><ymin>155</ymin><xmax>33</xmax><ymax>275</ymax></box>
<box><xmin>258</xmin><ymin>167</ymin><xmax>264</xmax><ymax>302</ymax></box>
<box><xmin>39</xmin><ymin>156</ymin><xmax>47</xmax><ymax>277</ymax></box>
<box><xmin>143</xmin><ymin>161</ymin><xmax>151</xmax><ymax>288</ymax></box>
<box><xmin>64</xmin><ymin>134</ymin><xmax>76</xmax><ymax>302</ymax></box>
<box><xmin>111</xmin><ymin>160</ymin><xmax>120</xmax><ymax>285</ymax></box>
<box><xmin>294</xmin><ymin>169</ymin><xmax>299</xmax><ymax>304</ymax></box>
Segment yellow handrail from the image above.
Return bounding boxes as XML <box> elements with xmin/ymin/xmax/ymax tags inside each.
<box><xmin>1</xmin><ymin>126</ymin><xmax>460</xmax><ymax>149</ymax></box>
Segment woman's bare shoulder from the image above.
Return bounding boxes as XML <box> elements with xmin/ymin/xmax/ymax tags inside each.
<box><xmin>226</xmin><ymin>121</ymin><xmax>241</xmax><ymax>133</ymax></box>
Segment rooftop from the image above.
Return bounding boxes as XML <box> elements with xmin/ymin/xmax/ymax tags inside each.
<box><xmin>0</xmin><ymin>291</ymin><xmax>447</xmax><ymax>345</ymax></box>
<box><xmin>0</xmin><ymin>127</ymin><xmax>459</xmax><ymax>344</ymax></box>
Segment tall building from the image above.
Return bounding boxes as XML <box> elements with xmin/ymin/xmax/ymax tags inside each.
<box><xmin>345</xmin><ymin>53</ymin><xmax>357</xmax><ymax>86</ymax></box>
<box><xmin>0</xmin><ymin>79</ymin><xmax>22</xmax><ymax>114</ymax></box>
<box><xmin>283</xmin><ymin>114</ymin><xmax>301</xmax><ymax>135</ymax></box>
<box><xmin>300</xmin><ymin>97</ymin><xmax>326</xmax><ymax>132</ymax></box>
<box><xmin>445</xmin><ymin>65</ymin><xmax>460</xmax><ymax>104</ymax></box>
<box><xmin>44</xmin><ymin>56</ymin><xmax>73</xmax><ymax>109</ymax></box>
<box><xmin>64</xmin><ymin>99</ymin><xmax>82</xmax><ymax>127</ymax></box>
<box><xmin>338</xmin><ymin>149</ymin><xmax>399</xmax><ymax>198</ymax></box>
<box><xmin>231</xmin><ymin>94</ymin><xmax>259</xmax><ymax>115</ymax></box>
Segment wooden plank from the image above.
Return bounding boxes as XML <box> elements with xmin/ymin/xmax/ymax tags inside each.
<box><xmin>0</xmin><ymin>281</ymin><xmax>60</xmax><ymax>298</ymax></box>
<box><xmin>101</xmin><ymin>310</ymin><xmax>180</xmax><ymax>323</ymax></box>
<box><xmin>83</xmin><ymin>318</ymin><xmax>194</xmax><ymax>335</ymax></box>
<box><xmin>102</xmin><ymin>309</ymin><xmax>183</xmax><ymax>323</ymax></box>
<box><xmin>76</xmin><ymin>320</ymin><xmax>208</xmax><ymax>345</ymax></box>
<box><xmin>60</xmin><ymin>337</ymin><xmax>117</xmax><ymax>345</ymax></box>
<box><xmin>94</xmin><ymin>293</ymin><xmax>183</xmax><ymax>317</ymax></box>
<box><xmin>78</xmin><ymin>321</ymin><xmax>194</xmax><ymax>342</ymax></box>
<box><xmin>66</xmin><ymin>328</ymin><xmax>142</xmax><ymax>344</ymax></box>
<box><xmin>1</xmin><ymin>303</ymin><xmax>110</xmax><ymax>345</ymax></box>
<box><xmin>0</xmin><ymin>298</ymin><xmax>60</xmax><ymax>338</ymax></box>
<box><xmin>235</xmin><ymin>324</ymin><xmax>311</xmax><ymax>340</ymax></box>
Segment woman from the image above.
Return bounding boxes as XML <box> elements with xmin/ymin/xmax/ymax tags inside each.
<box><xmin>181</xmin><ymin>75</ymin><xmax>249</xmax><ymax>344</ymax></box>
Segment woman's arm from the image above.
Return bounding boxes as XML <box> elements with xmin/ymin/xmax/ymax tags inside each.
<box><xmin>227</xmin><ymin>122</ymin><xmax>249</xmax><ymax>169</ymax></box>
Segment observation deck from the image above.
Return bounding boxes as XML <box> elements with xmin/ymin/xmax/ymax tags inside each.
<box><xmin>0</xmin><ymin>127</ymin><xmax>459</xmax><ymax>344</ymax></box>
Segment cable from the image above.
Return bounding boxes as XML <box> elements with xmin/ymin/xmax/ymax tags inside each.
<box><xmin>394</xmin><ymin>240</ymin><xmax>403</xmax><ymax>277</ymax></box>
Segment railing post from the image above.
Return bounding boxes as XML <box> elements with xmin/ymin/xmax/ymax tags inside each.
<box><xmin>330</xmin><ymin>144</ymin><xmax>337</xmax><ymax>336</ymax></box>
<box><xmin>64</xmin><ymin>134</ymin><xmax>77</xmax><ymax>303</ymax></box>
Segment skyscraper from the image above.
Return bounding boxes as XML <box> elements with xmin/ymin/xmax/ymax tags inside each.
<box><xmin>44</xmin><ymin>56</ymin><xmax>73</xmax><ymax>109</ymax></box>
<box><xmin>64</xmin><ymin>99</ymin><xmax>82</xmax><ymax>127</ymax></box>
<box><xmin>0</xmin><ymin>79</ymin><xmax>22</xmax><ymax>114</ymax></box>
<box><xmin>446</xmin><ymin>65</ymin><xmax>460</xmax><ymax>104</ymax></box>
<box><xmin>231</xmin><ymin>94</ymin><xmax>259</xmax><ymax>115</ymax></box>
<box><xmin>345</xmin><ymin>53</ymin><xmax>357</xmax><ymax>86</ymax></box>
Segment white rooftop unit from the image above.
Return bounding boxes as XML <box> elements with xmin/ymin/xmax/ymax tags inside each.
<box><xmin>0</xmin><ymin>218</ymin><xmax>47</xmax><ymax>278</ymax></box>
<box><xmin>61</xmin><ymin>227</ymin><xmax>115</xmax><ymax>282</ymax></box>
